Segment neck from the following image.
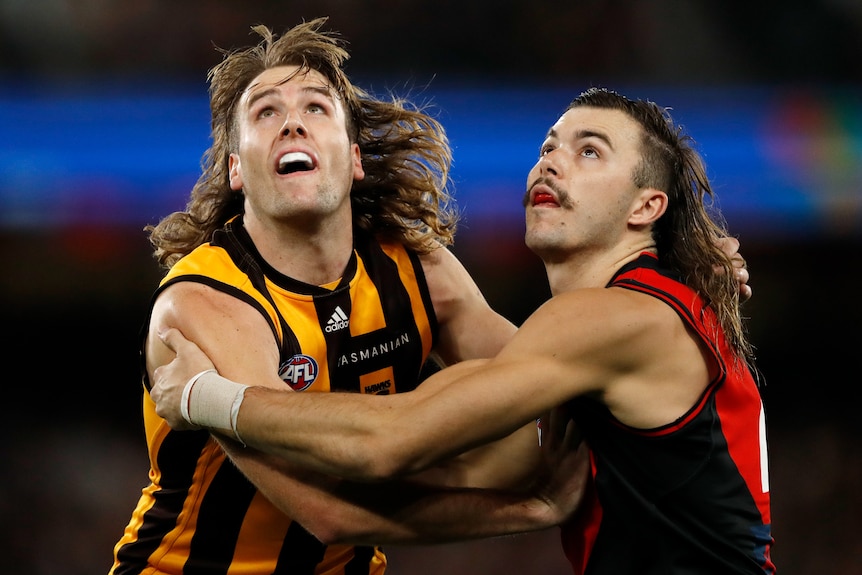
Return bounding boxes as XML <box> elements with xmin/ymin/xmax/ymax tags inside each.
<box><xmin>243</xmin><ymin>212</ymin><xmax>355</xmax><ymax>285</ymax></box>
<box><xmin>542</xmin><ymin>243</ymin><xmax>656</xmax><ymax>296</ymax></box>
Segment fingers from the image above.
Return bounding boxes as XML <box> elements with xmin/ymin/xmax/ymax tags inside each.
<box><xmin>739</xmin><ymin>282</ymin><xmax>753</xmax><ymax>303</ymax></box>
<box><xmin>158</xmin><ymin>327</ymin><xmax>188</xmax><ymax>353</ymax></box>
<box><xmin>542</xmin><ymin>409</ymin><xmax>571</xmax><ymax>451</ymax></box>
<box><xmin>562</xmin><ymin>419</ymin><xmax>583</xmax><ymax>452</ymax></box>
<box><xmin>734</xmin><ymin>266</ymin><xmax>752</xmax><ymax>302</ymax></box>
<box><xmin>722</xmin><ymin>237</ymin><xmax>753</xmax><ymax>303</ymax></box>
<box><xmin>715</xmin><ymin>235</ymin><xmax>740</xmax><ymax>260</ymax></box>
<box><xmin>723</xmin><ymin>235</ymin><xmax>741</xmax><ymax>256</ymax></box>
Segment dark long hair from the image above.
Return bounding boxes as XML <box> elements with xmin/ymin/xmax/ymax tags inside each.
<box><xmin>568</xmin><ymin>87</ymin><xmax>753</xmax><ymax>363</ymax></box>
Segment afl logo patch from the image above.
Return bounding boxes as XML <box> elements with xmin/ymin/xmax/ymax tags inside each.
<box><xmin>278</xmin><ymin>354</ymin><xmax>319</xmax><ymax>391</ymax></box>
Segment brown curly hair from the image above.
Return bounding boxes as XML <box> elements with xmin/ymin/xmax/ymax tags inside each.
<box><xmin>147</xmin><ymin>17</ymin><xmax>458</xmax><ymax>269</ymax></box>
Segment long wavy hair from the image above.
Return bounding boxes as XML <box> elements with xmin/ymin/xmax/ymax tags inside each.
<box><xmin>147</xmin><ymin>17</ymin><xmax>458</xmax><ymax>269</ymax></box>
<box><xmin>568</xmin><ymin>87</ymin><xmax>753</xmax><ymax>364</ymax></box>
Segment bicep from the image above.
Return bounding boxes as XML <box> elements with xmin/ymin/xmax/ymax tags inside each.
<box><xmin>388</xmin><ymin>355</ymin><xmax>572</xmax><ymax>471</ymax></box>
<box><xmin>148</xmin><ymin>282</ymin><xmax>283</xmax><ymax>388</ymax></box>
<box><xmin>420</xmin><ymin>248</ymin><xmax>517</xmax><ymax>365</ymax></box>
<box><xmin>391</xmin><ymin>295</ymin><xmax>637</xmax><ymax>464</ymax></box>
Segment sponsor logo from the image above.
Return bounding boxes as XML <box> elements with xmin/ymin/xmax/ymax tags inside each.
<box><xmin>337</xmin><ymin>332</ymin><xmax>410</xmax><ymax>367</ymax></box>
<box><xmin>279</xmin><ymin>354</ymin><xmax>319</xmax><ymax>391</ymax></box>
<box><xmin>364</xmin><ymin>380</ymin><xmax>392</xmax><ymax>395</ymax></box>
<box><xmin>325</xmin><ymin>306</ymin><xmax>349</xmax><ymax>333</ymax></box>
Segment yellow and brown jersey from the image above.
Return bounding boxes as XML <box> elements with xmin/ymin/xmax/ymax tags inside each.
<box><xmin>111</xmin><ymin>217</ymin><xmax>437</xmax><ymax>575</ymax></box>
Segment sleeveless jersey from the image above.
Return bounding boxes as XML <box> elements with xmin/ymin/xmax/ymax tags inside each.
<box><xmin>111</xmin><ymin>217</ymin><xmax>438</xmax><ymax>575</ymax></box>
<box><xmin>561</xmin><ymin>253</ymin><xmax>775</xmax><ymax>575</ymax></box>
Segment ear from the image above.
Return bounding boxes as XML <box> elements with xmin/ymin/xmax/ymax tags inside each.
<box><xmin>228</xmin><ymin>153</ymin><xmax>243</xmax><ymax>190</ymax></box>
<box><xmin>351</xmin><ymin>143</ymin><xmax>365</xmax><ymax>181</ymax></box>
<box><xmin>629</xmin><ymin>188</ymin><xmax>667</xmax><ymax>226</ymax></box>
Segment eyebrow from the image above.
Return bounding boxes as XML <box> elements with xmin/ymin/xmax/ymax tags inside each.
<box><xmin>245</xmin><ymin>84</ymin><xmax>335</xmax><ymax>110</ymax></box>
<box><xmin>547</xmin><ymin>127</ymin><xmax>614</xmax><ymax>150</ymax></box>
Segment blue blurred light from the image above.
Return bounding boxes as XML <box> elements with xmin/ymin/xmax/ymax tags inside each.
<box><xmin>1</xmin><ymin>82</ymin><xmax>859</xmax><ymax>239</ymax></box>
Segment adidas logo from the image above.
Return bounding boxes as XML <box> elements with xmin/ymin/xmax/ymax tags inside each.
<box><xmin>324</xmin><ymin>305</ymin><xmax>349</xmax><ymax>333</ymax></box>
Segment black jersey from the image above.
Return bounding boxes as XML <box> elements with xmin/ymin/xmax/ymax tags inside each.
<box><xmin>111</xmin><ymin>217</ymin><xmax>438</xmax><ymax>575</ymax></box>
<box><xmin>561</xmin><ymin>253</ymin><xmax>775</xmax><ymax>575</ymax></box>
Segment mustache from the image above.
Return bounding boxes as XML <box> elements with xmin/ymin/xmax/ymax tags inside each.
<box><xmin>523</xmin><ymin>177</ymin><xmax>571</xmax><ymax>208</ymax></box>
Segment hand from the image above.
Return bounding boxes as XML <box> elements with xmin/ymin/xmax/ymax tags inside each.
<box><xmin>150</xmin><ymin>327</ymin><xmax>217</xmax><ymax>430</ymax></box>
<box><xmin>715</xmin><ymin>236</ymin><xmax>752</xmax><ymax>302</ymax></box>
<box><xmin>536</xmin><ymin>411</ymin><xmax>591</xmax><ymax>523</ymax></box>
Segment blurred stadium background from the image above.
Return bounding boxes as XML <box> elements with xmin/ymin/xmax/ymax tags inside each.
<box><xmin>1</xmin><ymin>1</ymin><xmax>860</xmax><ymax>573</ymax></box>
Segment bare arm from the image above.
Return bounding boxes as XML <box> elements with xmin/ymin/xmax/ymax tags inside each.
<box><xmin>152</xmin><ymin>287</ymin><xmax>700</xmax><ymax>481</ymax></box>
<box><xmin>151</xmin><ymin>285</ymin><xmax>517</xmax><ymax>544</ymax></box>
<box><xmin>147</xmin><ymin>282</ymin><xmax>286</xmax><ymax>398</ymax></box>
<box><xmin>419</xmin><ymin>246</ymin><xmax>518</xmax><ymax>365</ymax></box>
<box><xmin>417</xmin><ymin>247</ymin><xmax>541</xmax><ymax>490</ymax></box>
<box><xmin>150</xmin><ymin>252</ymin><xmax>552</xmax><ymax>541</ymax></box>
<box><xmin>219</xmin><ymin>418</ymin><xmax>589</xmax><ymax>546</ymax></box>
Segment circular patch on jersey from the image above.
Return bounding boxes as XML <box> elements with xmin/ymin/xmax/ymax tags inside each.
<box><xmin>278</xmin><ymin>354</ymin><xmax>319</xmax><ymax>391</ymax></box>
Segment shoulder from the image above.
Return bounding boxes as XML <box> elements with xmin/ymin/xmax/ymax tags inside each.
<box><xmin>153</xmin><ymin>281</ymin><xmax>273</xmax><ymax>343</ymax></box>
<box><xmin>513</xmin><ymin>287</ymin><xmax>678</xmax><ymax>369</ymax></box>
<box><xmin>417</xmin><ymin>246</ymin><xmax>478</xmax><ymax>314</ymax></box>
<box><xmin>504</xmin><ymin>287</ymin><xmax>709</xmax><ymax>424</ymax></box>
<box><xmin>147</xmin><ymin>281</ymin><xmax>281</xmax><ymax>385</ymax></box>
<box><xmin>417</xmin><ymin>246</ymin><xmax>516</xmax><ymax>363</ymax></box>
<box><xmin>535</xmin><ymin>286</ymin><xmax>668</xmax><ymax>327</ymax></box>
<box><xmin>163</xmin><ymin>242</ymin><xmax>236</xmax><ymax>285</ymax></box>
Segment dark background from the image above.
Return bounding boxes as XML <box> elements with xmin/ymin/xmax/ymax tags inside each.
<box><xmin>1</xmin><ymin>2</ymin><xmax>860</xmax><ymax>573</ymax></box>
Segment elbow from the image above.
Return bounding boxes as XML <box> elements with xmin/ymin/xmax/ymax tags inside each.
<box><xmin>346</xmin><ymin>447</ymin><xmax>409</xmax><ymax>482</ymax></box>
<box><xmin>342</xmin><ymin>434</ymin><xmax>426</xmax><ymax>482</ymax></box>
<box><xmin>303</xmin><ymin>505</ymin><xmax>405</xmax><ymax>547</ymax></box>
<box><xmin>314</xmin><ymin>521</ymin><xmax>409</xmax><ymax>547</ymax></box>
<box><xmin>303</xmin><ymin>514</ymin><xmax>363</xmax><ymax>546</ymax></box>
<box><xmin>309</xmin><ymin>516</ymin><xmax>359</xmax><ymax>546</ymax></box>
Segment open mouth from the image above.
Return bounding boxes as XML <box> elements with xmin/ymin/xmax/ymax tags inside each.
<box><xmin>277</xmin><ymin>152</ymin><xmax>314</xmax><ymax>175</ymax></box>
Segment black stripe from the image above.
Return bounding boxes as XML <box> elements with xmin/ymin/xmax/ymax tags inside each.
<box><xmin>183</xmin><ymin>462</ymin><xmax>257</xmax><ymax>574</ymax></box>
<box><xmin>316</xmin><ymin>285</ymin><xmax>360</xmax><ymax>392</ymax></box>
<box><xmin>113</xmin><ymin>430</ymin><xmax>211</xmax><ymax>573</ymax></box>
<box><xmin>405</xmin><ymin>248</ymin><xmax>438</xmax><ymax>349</ymax></box>
<box><xmin>143</xmin><ymin>274</ymin><xmax>282</xmax><ymax>391</ymax></box>
<box><xmin>353</xmin><ymin>238</ymin><xmax>424</xmax><ymax>392</ymax></box>
<box><xmin>213</xmin><ymin>221</ymin><xmax>302</xmax><ymax>363</ymax></box>
<box><xmin>272</xmin><ymin>522</ymin><xmax>327</xmax><ymax>575</ymax></box>
<box><xmin>345</xmin><ymin>545</ymin><xmax>376</xmax><ymax>575</ymax></box>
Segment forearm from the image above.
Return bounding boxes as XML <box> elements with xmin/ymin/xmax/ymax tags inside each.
<box><xmin>221</xmin><ymin>441</ymin><xmax>413</xmax><ymax>544</ymax></box>
<box><xmin>224</xmin><ymin>439</ymin><xmax>562</xmax><ymax>545</ymax></box>
<box><xmin>184</xmin><ymin>364</ymin><xmax>512</xmax><ymax>481</ymax></box>
<box><xmin>173</xmin><ymin>360</ymin><xmax>553</xmax><ymax>482</ymax></box>
<box><xmin>235</xmin><ymin>384</ymin><xmax>411</xmax><ymax>480</ymax></box>
<box><xmin>371</xmin><ymin>484</ymin><xmax>564</xmax><ymax>544</ymax></box>
<box><xmin>416</xmin><ymin>423</ymin><xmax>543</xmax><ymax>490</ymax></box>
<box><xmin>174</xmin><ymin>369</ymin><xmax>400</xmax><ymax>478</ymax></box>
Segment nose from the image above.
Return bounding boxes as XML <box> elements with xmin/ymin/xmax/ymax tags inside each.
<box><xmin>533</xmin><ymin>153</ymin><xmax>559</xmax><ymax>179</ymax></box>
<box><xmin>280</xmin><ymin>113</ymin><xmax>307</xmax><ymax>138</ymax></box>
<box><xmin>526</xmin><ymin>154</ymin><xmax>558</xmax><ymax>196</ymax></box>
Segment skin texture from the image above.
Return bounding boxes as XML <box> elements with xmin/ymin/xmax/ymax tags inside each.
<box><xmin>227</xmin><ymin>67</ymin><xmax>362</xmax><ymax>282</ymax></box>
<box><xmin>152</xmin><ymin>106</ymin><xmax>744</xmax><ymax>488</ymax></box>
<box><xmin>143</xmin><ymin>65</ymin><xmax>579</xmax><ymax>546</ymax></box>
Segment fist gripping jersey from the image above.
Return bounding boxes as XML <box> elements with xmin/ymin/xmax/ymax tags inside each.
<box><xmin>111</xmin><ymin>216</ymin><xmax>438</xmax><ymax>575</ymax></box>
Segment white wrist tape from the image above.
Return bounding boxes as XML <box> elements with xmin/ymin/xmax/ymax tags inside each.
<box><xmin>181</xmin><ymin>369</ymin><xmax>249</xmax><ymax>446</ymax></box>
